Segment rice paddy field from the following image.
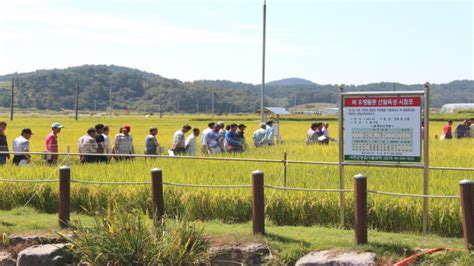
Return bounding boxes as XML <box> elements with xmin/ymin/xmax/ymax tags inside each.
<box><xmin>0</xmin><ymin>114</ymin><xmax>472</xmax><ymax>237</ymax></box>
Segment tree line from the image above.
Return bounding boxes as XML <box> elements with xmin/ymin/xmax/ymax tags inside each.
<box><xmin>0</xmin><ymin>65</ymin><xmax>472</xmax><ymax>113</ymax></box>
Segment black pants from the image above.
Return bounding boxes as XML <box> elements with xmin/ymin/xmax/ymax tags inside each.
<box><xmin>12</xmin><ymin>155</ymin><xmax>27</xmax><ymax>165</ymax></box>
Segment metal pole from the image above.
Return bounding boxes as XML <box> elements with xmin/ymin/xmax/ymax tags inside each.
<box><xmin>177</xmin><ymin>99</ymin><xmax>180</xmax><ymax>113</ymax></box>
<box><xmin>10</xmin><ymin>78</ymin><xmax>14</xmax><ymax>121</ymax></box>
<box><xmin>252</xmin><ymin>170</ymin><xmax>265</xmax><ymax>235</ymax></box>
<box><xmin>159</xmin><ymin>94</ymin><xmax>163</xmax><ymax>118</ymax></box>
<box><xmin>211</xmin><ymin>92</ymin><xmax>215</xmax><ymax>116</ymax></box>
<box><xmin>422</xmin><ymin>82</ymin><xmax>430</xmax><ymax>233</ymax></box>
<box><xmin>59</xmin><ymin>166</ymin><xmax>71</xmax><ymax>228</ymax></box>
<box><xmin>460</xmin><ymin>179</ymin><xmax>474</xmax><ymax>251</ymax></box>
<box><xmin>75</xmin><ymin>82</ymin><xmax>79</xmax><ymax>121</ymax></box>
<box><xmin>283</xmin><ymin>152</ymin><xmax>288</xmax><ymax>187</ymax></box>
<box><xmin>151</xmin><ymin>168</ymin><xmax>165</xmax><ymax>220</ymax></box>
<box><xmin>109</xmin><ymin>87</ymin><xmax>112</xmax><ymax>115</ymax></box>
<box><xmin>260</xmin><ymin>0</ymin><xmax>267</xmax><ymax>123</ymax></box>
<box><xmin>338</xmin><ymin>85</ymin><xmax>345</xmax><ymax>228</ymax></box>
<box><xmin>354</xmin><ymin>174</ymin><xmax>368</xmax><ymax>244</ymax></box>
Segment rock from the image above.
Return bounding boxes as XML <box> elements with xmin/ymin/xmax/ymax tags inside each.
<box><xmin>0</xmin><ymin>252</ymin><xmax>16</xmax><ymax>266</ymax></box>
<box><xmin>296</xmin><ymin>250</ymin><xmax>376</xmax><ymax>266</ymax></box>
<box><xmin>209</xmin><ymin>243</ymin><xmax>271</xmax><ymax>265</ymax></box>
<box><xmin>8</xmin><ymin>234</ymin><xmax>70</xmax><ymax>246</ymax></box>
<box><xmin>16</xmin><ymin>244</ymin><xmax>73</xmax><ymax>266</ymax></box>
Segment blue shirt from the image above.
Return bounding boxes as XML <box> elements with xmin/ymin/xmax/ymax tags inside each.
<box><xmin>225</xmin><ymin>131</ymin><xmax>241</xmax><ymax>147</ymax></box>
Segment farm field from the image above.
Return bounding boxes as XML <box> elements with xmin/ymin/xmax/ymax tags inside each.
<box><xmin>0</xmin><ymin>115</ymin><xmax>473</xmax><ymax>237</ymax></box>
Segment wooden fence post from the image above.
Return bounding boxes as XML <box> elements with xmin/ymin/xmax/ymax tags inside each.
<box><xmin>59</xmin><ymin>166</ymin><xmax>71</xmax><ymax>228</ymax></box>
<box><xmin>252</xmin><ymin>170</ymin><xmax>265</xmax><ymax>235</ymax></box>
<box><xmin>354</xmin><ymin>173</ymin><xmax>368</xmax><ymax>245</ymax></box>
<box><xmin>151</xmin><ymin>168</ymin><xmax>165</xmax><ymax>220</ymax></box>
<box><xmin>460</xmin><ymin>179</ymin><xmax>474</xmax><ymax>251</ymax></box>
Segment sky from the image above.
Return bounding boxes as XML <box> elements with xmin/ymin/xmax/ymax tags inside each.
<box><xmin>0</xmin><ymin>0</ymin><xmax>472</xmax><ymax>85</ymax></box>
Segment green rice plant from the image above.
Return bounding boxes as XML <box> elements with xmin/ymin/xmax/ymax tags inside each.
<box><xmin>63</xmin><ymin>205</ymin><xmax>209</xmax><ymax>265</ymax></box>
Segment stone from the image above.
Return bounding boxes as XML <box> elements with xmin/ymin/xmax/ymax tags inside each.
<box><xmin>0</xmin><ymin>252</ymin><xmax>16</xmax><ymax>266</ymax></box>
<box><xmin>16</xmin><ymin>244</ymin><xmax>73</xmax><ymax>266</ymax></box>
<box><xmin>209</xmin><ymin>243</ymin><xmax>271</xmax><ymax>265</ymax></box>
<box><xmin>8</xmin><ymin>234</ymin><xmax>70</xmax><ymax>246</ymax></box>
<box><xmin>296</xmin><ymin>250</ymin><xmax>376</xmax><ymax>266</ymax></box>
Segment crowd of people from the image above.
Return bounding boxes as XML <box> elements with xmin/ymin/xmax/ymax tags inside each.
<box><xmin>306</xmin><ymin>122</ymin><xmax>334</xmax><ymax>145</ymax></box>
<box><xmin>441</xmin><ymin>118</ymin><xmax>474</xmax><ymax>139</ymax></box>
<box><xmin>0</xmin><ymin>120</ymin><xmax>279</xmax><ymax>166</ymax></box>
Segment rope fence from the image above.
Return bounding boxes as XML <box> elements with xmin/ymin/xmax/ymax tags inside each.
<box><xmin>1</xmin><ymin>150</ymin><xmax>473</xmax><ymax>171</ymax></box>
<box><xmin>2</xmin><ymin>166</ymin><xmax>474</xmax><ymax>250</ymax></box>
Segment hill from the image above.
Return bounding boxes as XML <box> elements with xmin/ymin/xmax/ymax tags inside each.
<box><xmin>266</xmin><ymin>78</ymin><xmax>315</xmax><ymax>86</ymax></box>
<box><xmin>0</xmin><ymin>65</ymin><xmax>472</xmax><ymax>113</ymax></box>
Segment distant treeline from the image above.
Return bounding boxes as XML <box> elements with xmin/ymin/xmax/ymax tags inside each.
<box><xmin>0</xmin><ymin>65</ymin><xmax>472</xmax><ymax>113</ymax></box>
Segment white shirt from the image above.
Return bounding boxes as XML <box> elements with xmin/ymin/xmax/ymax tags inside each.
<box><xmin>114</xmin><ymin>133</ymin><xmax>134</xmax><ymax>154</ymax></box>
<box><xmin>13</xmin><ymin>136</ymin><xmax>29</xmax><ymax>154</ymax></box>
<box><xmin>265</xmin><ymin>126</ymin><xmax>274</xmax><ymax>144</ymax></box>
<box><xmin>103</xmin><ymin>134</ymin><xmax>110</xmax><ymax>152</ymax></box>
<box><xmin>173</xmin><ymin>130</ymin><xmax>186</xmax><ymax>149</ymax></box>
<box><xmin>253</xmin><ymin>128</ymin><xmax>268</xmax><ymax>146</ymax></box>
<box><xmin>201</xmin><ymin>128</ymin><xmax>212</xmax><ymax>144</ymax></box>
<box><xmin>322</xmin><ymin>127</ymin><xmax>329</xmax><ymax>137</ymax></box>
<box><xmin>185</xmin><ymin>134</ymin><xmax>197</xmax><ymax>155</ymax></box>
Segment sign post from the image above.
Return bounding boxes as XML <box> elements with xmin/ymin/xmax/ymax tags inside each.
<box><xmin>338</xmin><ymin>88</ymin><xmax>429</xmax><ymax>233</ymax></box>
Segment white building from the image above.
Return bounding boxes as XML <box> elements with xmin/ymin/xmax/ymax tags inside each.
<box><xmin>440</xmin><ymin>103</ymin><xmax>474</xmax><ymax>113</ymax></box>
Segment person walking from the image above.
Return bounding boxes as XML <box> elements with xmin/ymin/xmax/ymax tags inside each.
<box><xmin>265</xmin><ymin>120</ymin><xmax>275</xmax><ymax>145</ymax></box>
<box><xmin>12</xmin><ymin>128</ymin><xmax>33</xmax><ymax>165</ymax></box>
<box><xmin>78</xmin><ymin>128</ymin><xmax>98</xmax><ymax>163</ymax></box>
<box><xmin>442</xmin><ymin>120</ymin><xmax>453</xmax><ymax>139</ymax></box>
<box><xmin>112</xmin><ymin>125</ymin><xmax>135</xmax><ymax>160</ymax></box>
<box><xmin>0</xmin><ymin>122</ymin><xmax>10</xmax><ymax>165</ymax></box>
<box><xmin>455</xmin><ymin>120</ymin><xmax>471</xmax><ymax>139</ymax></box>
<box><xmin>185</xmin><ymin>128</ymin><xmax>200</xmax><ymax>155</ymax></box>
<box><xmin>253</xmin><ymin>123</ymin><xmax>268</xmax><ymax>147</ymax></box>
<box><xmin>216</xmin><ymin>121</ymin><xmax>226</xmax><ymax>152</ymax></box>
<box><xmin>201</xmin><ymin>122</ymin><xmax>215</xmax><ymax>153</ymax></box>
<box><xmin>204</xmin><ymin>124</ymin><xmax>221</xmax><ymax>154</ymax></box>
<box><xmin>236</xmin><ymin>124</ymin><xmax>247</xmax><ymax>151</ymax></box>
<box><xmin>44</xmin><ymin>123</ymin><xmax>64</xmax><ymax>165</ymax></box>
<box><xmin>171</xmin><ymin>124</ymin><xmax>192</xmax><ymax>155</ymax></box>
<box><xmin>225</xmin><ymin>123</ymin><xmax>242</xmax><ymax>152</ymax></box>
<box><xmin>102</xmin><ymin>125</ymin><xmax>110</xmax><ymax>157</ymax></box>
<box><xmin>145</xmin><ymin>127</ymin><xmax>160</xmax><ymax>155</ymax></box>
<box><xmin>94</xmin><ymin>124</ymin><xmax>108</xmax><ymax>163</ymax></box>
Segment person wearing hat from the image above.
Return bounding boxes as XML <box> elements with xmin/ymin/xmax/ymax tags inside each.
<box><xmin>236</xmin><ymin>124</ymin><xmax>247</xmax><ymax>151</ymax></box>
<box><xmin>253</xmin><ymin>123</ymin><xmax>268</xmax><ymax>147</ymax></box>
<box><xmin>12</xmin><ymin>128</ymin><xmax>33</xmax><ymax>165</ymax></box>
<box><xmin>44</xmin><ymin>122</ymin><xmax>64</xmax><ymax>165</ymax></box>
<box><xmin>112</xmin><ymin>125</ymin><xmax>135</xmax><ymax>160</ymax></box>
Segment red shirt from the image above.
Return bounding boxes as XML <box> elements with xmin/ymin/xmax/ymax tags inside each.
<box><xmin>443</xmin><ymin>124</ymin><xmax>452</xmax><ymax>137</ymax></box>
<box><xmin>45</xmin><ymin>132</ymin><xmax>58</xmax><ymax>152</ymax></box>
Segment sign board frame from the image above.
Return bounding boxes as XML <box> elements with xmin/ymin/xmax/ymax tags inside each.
<box><xmin>336</xmin><ymin>85</ymin><xmax>430</xmax><ymax>233</ymax></box>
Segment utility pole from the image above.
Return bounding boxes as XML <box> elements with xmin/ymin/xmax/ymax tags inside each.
<box><xmin>109</xmin><ymin>87</ymin><xmax>112</xmax><ymax>115</ymax></box>
<box><xmin>196</xmin><ymin>101</ymin><xmax>199</xmax><ymax>114</ymax></box>
<box><xmin>211</xmin><ymin>92</ymin><xmax>215</xmax><ymax>116</ymax></box>
<box><xmin>10</xmin><ymin>78</ymin><xmax>14</xmax><ymax>121</ymax></box>
<box><xmin>94</xmin><ymin>99</ymin><xmax>97</xmax><ymax>112</ymax></box>
<box><xmin>159</xmin><ymin>94</ymin><xmax>163</xmax><ymax>118</ymax></box>
<box><xmin>294</xmin><ymin>94</ymin><xmax>297</xmax><ymax>106</ymax></box>
<box><xmin>177</xmin><ymin>99</ymin><xmax>180</xmax><ymax>113</ymax></box>
<box><xmin>260</xmin><ymin>0</ymin><xmax>267</xmax><ymax>122</ymax></box>
<box><xmin>75</xmin><ymin>82</ymin><xmax>79</xmax><ymax>121</ymax></box>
